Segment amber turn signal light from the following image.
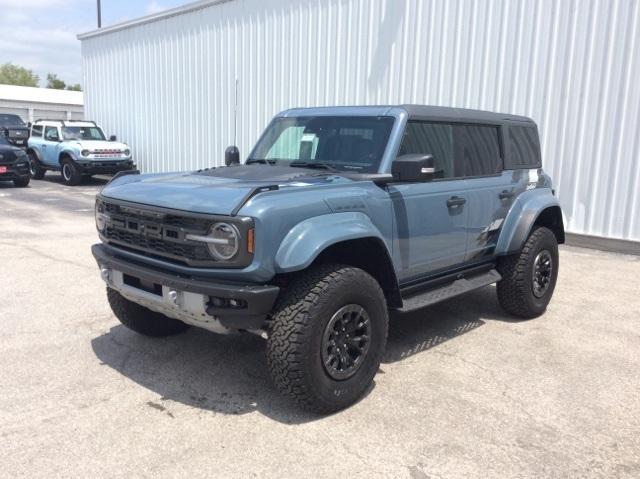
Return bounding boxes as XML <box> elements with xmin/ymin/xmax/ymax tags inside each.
<box><xmin>247</xmin><ymin>228</ymin><xmax>255</xmax><ymax>254</ymax></box>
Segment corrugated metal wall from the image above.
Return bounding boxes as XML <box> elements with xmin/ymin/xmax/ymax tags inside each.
<box><xmin>80</xmin><ymin>0</ymin><xmax>640</xmax><ymax>242</ymax></box>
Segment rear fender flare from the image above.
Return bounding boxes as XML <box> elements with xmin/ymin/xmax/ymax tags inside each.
<box><xmin>496</xmin><ymin>188</ymin><xmax>563</xmax><ymax>255</ymax></box>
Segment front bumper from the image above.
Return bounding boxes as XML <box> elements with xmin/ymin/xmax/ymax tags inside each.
<box><xmin>92</xmin><ymin>243</ymin><xmax>279</xmax><ymax>333</ymax></box>
<box><xmin>0</xmin><ymin>161</ymin><xmax>30</xmax><ymax>180</ymax></box>
<box><xmin>77</xmin><ymin>159</ymin><xmax>135</xmax><ymax>175</ymax></box>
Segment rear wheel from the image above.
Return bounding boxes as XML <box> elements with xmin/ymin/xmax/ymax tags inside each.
<box><xmin>266</xmin><ymin>264</ymin><xmax>388</xmax><ymax>414</ymax></box>
<box><xmin>107</xmin><ymin>288</ymin><xmax>190</xmax><ymax>337</ymax></box>
<box><xmin>13</xmin><ymin>176</ymin><xmax>30</xmax><ymax>187</ymax></box>
<box><xmin>28</xmin><ymin>152</ymin><xmax>45</xmax><ymax>179</ymax></box>
<box><xmin>61</xmin><ymin>158</ymin><xmax>82</xmax><ymax>186</ymax></box>
<box><xmin>497</xmin><ymin>226</ymin><xmax>559</xmax><ymax>318</ymax></box>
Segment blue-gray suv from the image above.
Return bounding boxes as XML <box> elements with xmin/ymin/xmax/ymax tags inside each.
<box><xmin>92</xmin><ymin>105</ymin><xmax>564</xmax><ymax>413</ymax></box>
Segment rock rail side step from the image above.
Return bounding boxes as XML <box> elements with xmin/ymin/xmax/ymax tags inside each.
<box><xmin>399</xmin><ymin>269</ymin><xmax>501</xmax><ymax>312</ymax></box>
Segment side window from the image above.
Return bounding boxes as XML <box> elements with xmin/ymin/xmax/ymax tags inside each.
<box><xmin>398</xmin><ymin>122</ymin><xmax>501</xmax><ymax>179</ymax></box>
<box><xmin>399</xmin><ymin>122</ymin><xmax>455</xmax><ymax>179</ymax></box>
<box><xmin>31</xmin><ymin>125</ymin><xmax>43</xmax><ymax>137</ymax></box>
<box><xmin>44</xmin><ymin>126</ymin><xmax>60</xmax><ymax>141</ymax></box>
<box><xmin>458</xmin><ymin>125</ymin><xmax>502</xmax><ymax>176</ymax></box>
<box><xmin>508</xmin><ymin>126</ymin><xmax>541</xmax><ymax>168</ymax></box>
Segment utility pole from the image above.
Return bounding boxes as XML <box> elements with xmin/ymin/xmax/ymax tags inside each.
<box><xmin>97</xmin><ymin>0</ymin><xmax>102</xmax><ymax>28</ymax></box>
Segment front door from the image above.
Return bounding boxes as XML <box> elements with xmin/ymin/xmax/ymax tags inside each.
<box><xmin>390</xmin><ymin>121</ymin><xmax>469</xmax><ymax>283</ymax></box>
<box><xmin>42</xmin><ymin>126</ymin><xmax>61</xmax><ymax>166</ymax></box>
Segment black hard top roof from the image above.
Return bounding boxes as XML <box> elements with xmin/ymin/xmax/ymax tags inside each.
<box><xmin>401</xmin><ymin>104</ymin><xmax>535</xmax><ymax>125</ymax></box>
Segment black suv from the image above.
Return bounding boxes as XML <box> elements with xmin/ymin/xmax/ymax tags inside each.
<box><xmin>0</xmin><ymin>135</ymin><xmax>30</xmax><ymax>187</ymax></box>
<box><xmin>0</xmin><ymin>114</ymin><xmax>30</xmax><ymax>149</ymax></box>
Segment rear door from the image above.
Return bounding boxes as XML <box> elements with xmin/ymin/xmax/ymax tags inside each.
<box><xmin>457</xmin><ymin>125</ymin><xmax>515</xmax><ymax>261</ymax></box>
<box><xmin>389</xmin><ymin>121</ymin><xmax>469</xmax><ymax>282</ymax></box>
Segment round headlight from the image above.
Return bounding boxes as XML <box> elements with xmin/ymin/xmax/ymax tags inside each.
<box><xmin>81</xmin><ymin>149</ymin><xmax>90</xmax><ymax>157</ymax></box>
<box><xmin>207</xmin><ymin>222</ymin><xmax>239</xmax><ymax>260</ymax></box>
<box><xmin>123</xmin><ymin>149</ymin><xmax>131</xmax><ymax>156</ymax></box>
<box><xmin>95</xmin><ymin>205</ymin><xmax>108</xmax><ymax>232</ymax></box>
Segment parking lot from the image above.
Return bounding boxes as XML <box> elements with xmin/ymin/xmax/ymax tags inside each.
<box><xmin>1</xmin><ymin>177</ymin><xmax>639</xmax><ymax>478</ymax></box>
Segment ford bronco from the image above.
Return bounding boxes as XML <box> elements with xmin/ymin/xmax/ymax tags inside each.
<box><xmin>27</xmin><ymin>120</ymin><xmax>134</xmax><ymax>186</ymax></box>
<box><xmin>92</xmin><ymin>105</ymin><xmax>564</xmax><ymax>413</ymax></box>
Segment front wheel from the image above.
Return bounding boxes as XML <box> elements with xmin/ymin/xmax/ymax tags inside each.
<box><xmin>266</xmin><ymin>264</ymin><xmax>388</xmax><ymax>414</ymax></box>
<box><xmin>497</xmin><ymin>226</ymin><xmax>559</xmax><ymax>318</ymax></box>
<box><xmin>61</xmin><ymin>158</ymin><xmax>82</xmax><ymax>186</ymax></box>
<box><xmin>13</xmin><ymin>176</ymin><xmax>30</xmax><ymax>187</ymax></box>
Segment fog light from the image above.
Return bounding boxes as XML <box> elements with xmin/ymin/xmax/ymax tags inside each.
<box><xmin>100</xmin><ymin>267</ymin><xmax>110</xmax><ymax>282</ymax></box>
<box><xmin>211</xmin><ymin>297</ymin><xmax>227</xmax><ymax>308</ymax></box>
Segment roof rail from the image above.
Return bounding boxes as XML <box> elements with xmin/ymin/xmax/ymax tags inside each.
<box><xmin>33</xmin><ymin>119</ymin><xmax>96</xmax><ymax>126</ymax></box>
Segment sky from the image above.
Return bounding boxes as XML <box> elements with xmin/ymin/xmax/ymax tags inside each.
<box><xmin>0</xmin><ymin>0</ymin><xmax>193</xmax><ymax>88</ymax></box>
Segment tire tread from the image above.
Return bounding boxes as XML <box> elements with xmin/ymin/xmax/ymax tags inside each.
<box><xmin>266</xmin><ymin>264</ymin><xmax>387</xmax><ymax>413</ymax></box>
<box><xmin>497</xmin><ymin>226</ymin><xmax>557</xmax><ymax>318</ymax></box>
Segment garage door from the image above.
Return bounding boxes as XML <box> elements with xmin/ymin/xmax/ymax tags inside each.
<box><xmin>0</xmin><ymin>107</ymin><xmax>29</xmax><ymax>122</ymax></box>
<box><xmin>34</xmin><ymin>109</ymin><xmax>67</xmax><ymax>121</ymax></box>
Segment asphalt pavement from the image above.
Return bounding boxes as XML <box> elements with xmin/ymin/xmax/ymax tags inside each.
<box><xmin>1</xmin><ymin>175</ymin><xmax>639</xmax><ymax>478</ymax></box>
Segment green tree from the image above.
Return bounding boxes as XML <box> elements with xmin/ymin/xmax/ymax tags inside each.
<box><xmin>0</xmin><ymin>63</ymin><xmax>39</xmax><ymax>87</ymax></box>
<box><xmin>46</xmin><ymin>73</ymin><xmax>66</xmax><ymax>90</ymax></box>
<box><xmin>66</xmin><ymin>84</ymin><xmax>82</xmax><ymax>91</ymax></box>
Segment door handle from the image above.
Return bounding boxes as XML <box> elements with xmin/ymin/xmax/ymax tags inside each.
<box><xmin>447</xmin><ymin>196</ymin><xmax>466</xmax><ymax>208</ymax></box>
<box><xmin>499</xmin><ymin>190</ymin><xmax>514</xmax><ymax>200</ymax></box>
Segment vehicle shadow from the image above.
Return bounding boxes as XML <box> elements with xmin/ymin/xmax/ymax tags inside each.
<box><xmin>91</xmin><ymin>285</ymin><xmax>511</xmax><ymax>423</ymax></box>
<box><xmin>38</xmin><ymin>174</ymin><xmax>110</xmax><ymax>187</ymax></box>
<box><xmin>384</xmin><ymin>285</ymin><xmax>515</xmax><ymax>363</ymax></box>
<box><xmin>0</xmin><ymin>175</ymin><xmax>108</xmax><ymax>189</ymax></box>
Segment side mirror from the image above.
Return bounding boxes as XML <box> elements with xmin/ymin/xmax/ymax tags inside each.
<box><xmin>391</xmin><ymin>154</ymin><xmax>435</xmax><ymax>182</ymax></box>
<box><xmin>109</xmin><ymin>135</ymin><xmax>117</xmax><ymax>141</ymax></box>
<box><xmin>225</xmin><ymin>145</ymin><xmax>240</xmax><ymax>166</ymax></box>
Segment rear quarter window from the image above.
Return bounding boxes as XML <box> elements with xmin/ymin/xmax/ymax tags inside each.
<box><xmin>507</xmin><ymin>126</ymin><xmax>541</xmax><ymax>168</ymax></box>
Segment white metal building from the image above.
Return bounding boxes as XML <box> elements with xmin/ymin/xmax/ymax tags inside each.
<box><xmin>0</xmin><ymin>84</ymin><xmax>84</xmax><ymax>123</ymax></box>
<box><xmin>79</xmin><ymin>0</ymin><xmax>640</xmax><ymax>245</ymax></box>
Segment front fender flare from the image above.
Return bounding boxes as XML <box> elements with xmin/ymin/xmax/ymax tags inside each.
<box><xmin>496</xmin><ymin>188</ymin><xmax>562</xmax><ymax>255</ymax></box>
<box><xmin>58</xmin><ymin>149</ymin><xmax>80</xmax><ymax>164</ymax></box>
<box><xmin>274</xmin><ymin>212</ymin><xmax>389</xmax><ymax>273</ymax></box>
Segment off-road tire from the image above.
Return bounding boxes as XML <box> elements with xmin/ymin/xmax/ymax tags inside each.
<box><xmin>28</xmin><ymin>152</ymin><xmax>45</xmax><ymax>179</ymax></box>
<box><xmin>61</xmin><ymin>158</ymin><xmax>83</xmax><ymax>186</ymax></box>
<box><xmin>497</xmin><ymin>226</ymin><xmax>559</xmax><ymax>319</ymax></box>
<box><xmin>266</xmin><ymin>264</ymin><xmax>388</xmax><ymax>414</ymax></box>
<box><xmin>107</xmin><ymin>287</ymin><xmax>190</xmax><ymax>337</ymax></box>
<box><xmin>13</xmin><ymin>176</ymin><xmax>30</xmax><ymax>187</ymax></box>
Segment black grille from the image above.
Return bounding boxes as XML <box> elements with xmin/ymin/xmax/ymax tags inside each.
<box><xmin>101</xmin><ymin>200</ymin><xmax>216</xmax><ymax>266</ymax></box>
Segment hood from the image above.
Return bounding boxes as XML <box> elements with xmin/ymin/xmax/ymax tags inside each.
<box><xmin>68</xmin><ymin>140</ymin><xmax>129</xmax><ymax>151</ymax></box>
<box><xmin>2</xmin><ymin>124</ymin><xmax>28</xmax><ymax>132</ymax></box>
<box><xmin>100</xmin><ymin>164</ymin><xmax>350</xmax><ymax>215</ymax></box>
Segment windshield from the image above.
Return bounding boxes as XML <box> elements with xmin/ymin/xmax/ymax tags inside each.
<box><xmin>0</xmin><ymin>114</ymin><xmax>26</xmax><ymax>127</ymax></box>
<box><xmin>248</xmin><ymin>116</ymin><xmax>395</xmax><ymax>173</ymax></box>
<box><xmin>61</xmin><ymin>126</ymin><xmax>105</xmax><ymax>141</ymax></box>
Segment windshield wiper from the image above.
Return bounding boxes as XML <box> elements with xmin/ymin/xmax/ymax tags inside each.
<box><xmin>289</xmin><ymin>161</ymin><xmax>338</xmax><ymax>172</ymax></box>
<box><xmin>246</xmin><ymin>158</ymin><xmax>277</xmax><ymax>165</ymax></box>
